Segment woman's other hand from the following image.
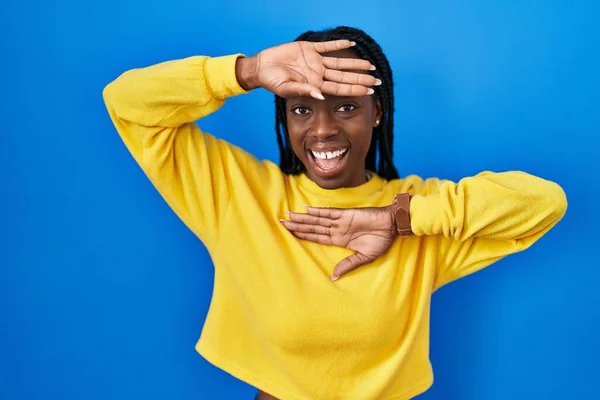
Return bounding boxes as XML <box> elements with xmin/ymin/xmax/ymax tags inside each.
<box><xmin>235</xmin><ymin>40</ymin><xmax>380</xmax><ymax>100</ymax></box>
<box><xmin>280</xmin><ymin>205</ymin><xmax>399</xmax><ymax>281</ymax></box>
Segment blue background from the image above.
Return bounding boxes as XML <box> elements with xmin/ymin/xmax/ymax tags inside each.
<box><xmin>3</xmin><ymin>0</ymin><xmax>599</xmax><ymax>399</ymax></box>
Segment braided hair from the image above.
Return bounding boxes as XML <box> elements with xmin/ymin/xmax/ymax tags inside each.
<box><xmin>274</xmin><ymin>26</ymin><xmax>399</xmax><ymax>180</ymax></box>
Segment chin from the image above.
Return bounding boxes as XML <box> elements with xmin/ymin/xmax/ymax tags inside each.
<box><xmin>309</xmin><ymin>170</ymin><xmax>362</xmax><ymax>190</ymax></box>
<box><xmin>314</xmin><ymin>176</ymin><xmax>345</xmax><ymax>190</ymax></box>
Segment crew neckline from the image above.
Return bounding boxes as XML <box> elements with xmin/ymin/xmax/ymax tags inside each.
<box><xmin>294</xmin><ymin>170</ymin><xmax>386</xmax><ymax>199</ymax></box>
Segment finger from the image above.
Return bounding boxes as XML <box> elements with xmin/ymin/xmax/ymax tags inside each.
<box><xmin>312</xmin><ymin>40</ymin><xmax>356</xmax><ymax>53</ymax></box>
<box><xmin>304</xmin><ymin>206</ymin><xmax>345</xmax><ymax>220</ymax></box>
<box><xmin>320</xmin><ymin>81</ymin><xmax>375</xmax><ymax>97</ymax></box>
<box><xmin>323</xmin><ymin>69</ymin><xmax>381</xmax><ymax>87</ymax></box>
<box><xmin>277</xmin><ymin>81</ymin><xmax>325</xmax><ymax>100</ymax></box>
<box><xmin>286</xmin><ymin>211</ymin><xmax>335</xmax><ymax>226</ymax></box>
<box><xmin>290</xmin><ymin>231</ymin><xmax>333</xmax><ymax>245</ymax></box>
<box><xmin>279</xmin><ymin>219</ymin><xmax>330</xmax><ymax>235</ymax></box>
<box><xmin>331</xmin><ymin>253</ymin><xmax>373</xmax><ymax>281</ymax></box>
<box><xmin>322</xmin><ymin>57</ymin><xmax>375</xmax><ymax>71</ymax></box>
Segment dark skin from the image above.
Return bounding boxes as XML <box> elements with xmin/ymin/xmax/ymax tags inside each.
<box><xmin>237</xmin><ymin>39</ymin><xmax>410</xmax><ymax>275</ymax></box>
<box><xmin>285</xmin><ymin>49</ymin><xmax>383</xmax><ymax>190</ymax></box>
<box><xmin>236</xmin><ymin>40</ymin><xmax>411</xmax><ymax>400</ymax></box>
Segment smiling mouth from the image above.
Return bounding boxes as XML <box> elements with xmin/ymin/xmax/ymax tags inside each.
<box><xmin>308</xmin><ymin>148</ymin><xmax>349</xmax><ymax>172</ymax></box>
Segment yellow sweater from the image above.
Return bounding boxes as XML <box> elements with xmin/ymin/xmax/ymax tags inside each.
<box><xmin>103</xmin><ymin>54</ymin><xmax>567</xmax><ymax>400</ymax></box>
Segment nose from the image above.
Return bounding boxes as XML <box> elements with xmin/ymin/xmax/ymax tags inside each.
<box><xmin>312</xmin><ymin>111</ymin><xmax>339</xmax><ymax>139</ymax></box>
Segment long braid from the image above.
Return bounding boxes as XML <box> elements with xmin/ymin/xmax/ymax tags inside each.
<box><xmin>274</xmin><ymin>26</ymin><xmax>399</xmax><ymax>180</ymax></box>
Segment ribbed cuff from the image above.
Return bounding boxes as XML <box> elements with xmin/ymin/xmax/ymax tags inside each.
<box><xmin>203</xmin><ymin>54</ymin><xmax>250</xmax><ymax>100</ymax></box>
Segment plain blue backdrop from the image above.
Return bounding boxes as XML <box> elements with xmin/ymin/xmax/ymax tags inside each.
<box><xmin>3</xmin><ymin>0</ymin><xmax>599</xmax><ymax>399</ymax></box>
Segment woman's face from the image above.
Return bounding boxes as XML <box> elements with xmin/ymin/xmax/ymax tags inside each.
<box><xmin>285</xmin><ymin>49</ymin><xmax>382</xmax><ymax>189</ymax></box>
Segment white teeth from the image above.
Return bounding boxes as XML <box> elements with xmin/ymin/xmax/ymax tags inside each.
<box><xmin>311</xmin><ymin>148</ymin><xmax>347</xmax><ymax>160</ymax></box>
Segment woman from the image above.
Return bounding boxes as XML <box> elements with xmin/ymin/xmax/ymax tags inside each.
<box><xmin>103</xmin><ymin>26</ymin><xmax>567</xmax><ymax>400</ymax></box>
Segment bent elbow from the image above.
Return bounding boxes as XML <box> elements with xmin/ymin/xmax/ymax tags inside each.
<box><xmin>102</xmin><ymin>82</ymin><xmax>114</xmax><ymax>106</ymax></box>
<box><xmin>546</xmin><ymin>181</ymin><xmax>568</xmax><ymax>223</ymax></box>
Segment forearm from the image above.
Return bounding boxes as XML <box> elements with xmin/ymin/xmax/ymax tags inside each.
<box><xmin>102</xmin><ymin>54</ymin><xmax>248</xmax><ymax>128</ymax></box>
<box><xmin>409</xmin><ymin>171</ymin><xmax>568</xmax><ymax>242</ymax></box>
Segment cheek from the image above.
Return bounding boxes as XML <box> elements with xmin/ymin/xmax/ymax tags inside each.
<box><xmin>355</xmin><ymin>134</ymin><xmax>373</xmax><ymax>159</ymax></box>
<box><xmin>347</xmin><ymin>121</ymin><xmax>374</xmax><ymax>155</ymax></box>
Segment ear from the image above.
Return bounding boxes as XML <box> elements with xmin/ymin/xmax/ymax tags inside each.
<box><xmin>373</xmin><ymin>99</ymin><xmax>383</xmax><ymax>127</ymax></box>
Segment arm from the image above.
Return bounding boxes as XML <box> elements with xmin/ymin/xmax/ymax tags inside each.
<box><xmin>103</xmin><ymin>42</ymin><xmax>379</xmax><ymax>249</ymax></box>
<box><xmin>102</xmin><ymin>54</ymin><xmax>251</xmax><ymax>247</ymax></box>
<box><xmin>408</xmin><ymin>171</ymin><xmax>568</xmax><ymax>290</ymax></box>
<box><xmin>280</xmin><ymin>171</ymin><xmax>567</xmax><ymax>282</ymax></box>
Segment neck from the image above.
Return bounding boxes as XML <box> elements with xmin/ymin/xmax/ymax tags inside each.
<box><xmin>257</xmin><ymin>390</ymin><xmax>279</xmax><ymax>400</ymax></box>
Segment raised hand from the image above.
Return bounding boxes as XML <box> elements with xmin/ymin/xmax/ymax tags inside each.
<box><xmin>279</xmin><ymin>205</ymin><xmax>399</xmax><ymax>281</ymax></box>
<box><xmin>235</xmin><ymin>40</ymin><xmax>381</xmax><ymax>100</ymax></box>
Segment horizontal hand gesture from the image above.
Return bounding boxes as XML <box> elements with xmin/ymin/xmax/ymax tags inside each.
<box><xmin>280</xmin><ymin>205</ymin><xmax>397</xmax><ymax>280</ymax></box>
<box><xmin>236</xmin><ymin>40</ymin><xmax>381</xmax><ymax>99</ymax></box>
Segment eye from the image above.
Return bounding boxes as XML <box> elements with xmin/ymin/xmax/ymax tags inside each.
<box><xmin>292</xmin><ymin>106</ymin><xmax>311</xmax><ymax>115</ymax></box>
<box><xmin>337</xmin><ymin>104</ymin><xmax>357</xmax><ymax>112</ymax></box>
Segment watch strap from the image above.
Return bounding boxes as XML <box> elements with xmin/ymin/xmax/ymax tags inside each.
<box><xmin>393</xmin><ymin>193</ymin><xmax>414</xmax><ymax>237</ymax></box>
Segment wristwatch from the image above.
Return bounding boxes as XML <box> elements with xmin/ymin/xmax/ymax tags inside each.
<box><xmin>392</xmin><ymin>193</ymin><xmax>414</xmax><ymax>237</ymax></box>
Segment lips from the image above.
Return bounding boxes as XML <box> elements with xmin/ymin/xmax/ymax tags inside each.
<box><xmin>310</xmin><ymin>148</ymin><xmax>348</xmax><ymax>169</ymax></box>
<box><xmin>306</xmin><ymin>146</ymin><xmax>350</xmax><ymax>177</ymax></box>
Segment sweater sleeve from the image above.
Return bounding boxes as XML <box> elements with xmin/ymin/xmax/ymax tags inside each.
<box><xmin>409</xmin><ymin>171</ymin><xmax>568</xmax><ymax>290</ymax></box>
<box><xmin>102</xmin><ymin>54</ymin><xmax>257</xmax><ymax>248</ymax></box>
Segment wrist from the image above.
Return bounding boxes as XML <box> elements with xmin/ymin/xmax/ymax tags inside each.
<box><xmin>389</xmin><ymin>193</ymin><xmax>414</xmax><ymax>237</ymax></box>
<box><xmin>235</xmin><ymin>55</ymin><xmax>259</xmax><ymax>91</ymax></box>
<box><xmin>385</xmin><ymin>205</ymin><xmax>400</xmax><ymax>239</ymax></box>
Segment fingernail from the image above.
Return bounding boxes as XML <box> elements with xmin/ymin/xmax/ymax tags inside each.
<box><xmin>285</xmin><ymin>211</ymin><xmax>291</xmax><ymax>215</ymax></box>
<box><xmin>303</xmin><ymin>204</ymin><xmax>310</xmax><ymax>208</ymax></box>
<box><xmin>374</xmin><ymin>79</ymin><xmax>382</xmax><ymax>86</ymax></box>
<box><xmin>350</xmin><ymin>41</ymin><xmax>356</xmax><ymax>46</ymax></box>
<box><xmin>330</xmin><ymin>275</ymin><xmax>339</xmax><ymax>281</ymax></box>
<box><xmin>310</xmin><ymin>91</ymin><xmax>325</xmax><ymax>100</ymax></box>
<box><xmin>370</xmin><ymin>65</ymin><xmax>376</xmax><ymax>70</ymax></box>
<box><xmin>367</xmin><ymin>88</ymin><xmax>375</xmax><ymax>95</ymax></box>
<box><xmin>279</xmin><ymin>219</ymin><xmax>286</xmax><ymax>223</ymax></box>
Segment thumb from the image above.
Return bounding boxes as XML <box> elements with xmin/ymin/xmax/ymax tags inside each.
<box><xmin>331</xmin><ymin>253</ymin><xmax>373</xmax><ymax>281</ymax></box>
<box><xmin>278</xmin><ymin>81</ymin><xmax>325</xmax><ymax>100</ymax></box>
